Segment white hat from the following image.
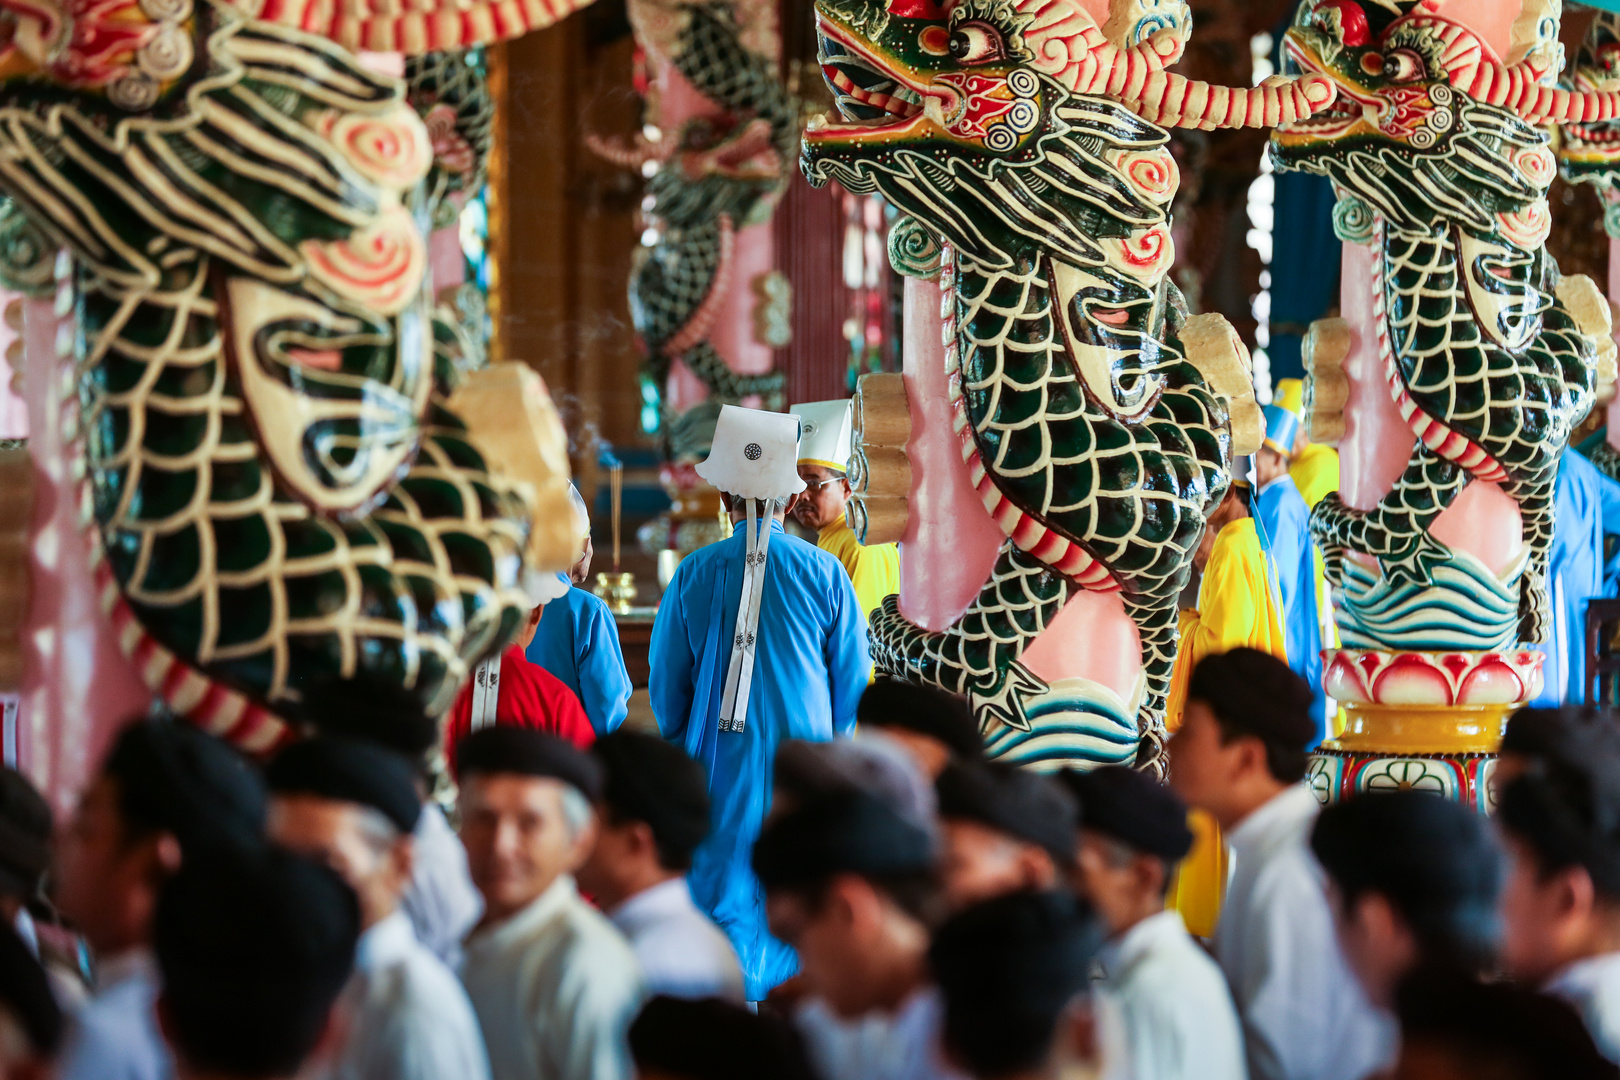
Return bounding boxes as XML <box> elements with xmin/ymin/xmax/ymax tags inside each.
<box><xmin>790</xmin><ymin>400</ymin><xmax>854</xmax><ymax>473</ymax></box>
<box><xmin>695</xmin><ymin>405</ymin><xmax>807</xmax><ymax>500</ymax></box>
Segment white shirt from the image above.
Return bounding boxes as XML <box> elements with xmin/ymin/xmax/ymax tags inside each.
<box><xmin>313</xmin><ymin>911</ymin><xmax>491</xmax><ymax>1080</ymax></box>
<box><xmin>795</xmin><ymin>987</ymin><xmax>967</xmax><ymax>1080</ymax></box>
<box><xmin>461</xmin><ymin>874</ymin><xmax>644</xmax><ymax>1080</ymax></box>
<box><xmin>1098</xmin><ymin>910</ymin><xmax>1245</xmax><ymax>1080</ymax></box>
<box><xmin>608</xmin><ymin>878</ymin><xmax>744</xmax><ymax>1002</ymax></box>
<box><xmin>56</xmin><ymin>949</ymin><xmax>172</xmax><ymax>1080</ymax></box>
<box><xmin>400</xmin><ymin>803</ymin><xmax>482</xmax><ymax>969</ymax></box>
<box><xmin>1547</xmin><ymin>951</ymin><xmax>1620</xmax><ymax>1064</ymax></box>
<box><xmin>1214</xmin><ymin>784</ymin><xmax>1396</xmax><ymax>1080</ymax></box>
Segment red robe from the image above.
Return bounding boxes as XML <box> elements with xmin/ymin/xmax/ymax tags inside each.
<box><xmin>447</xmin><ymin>646</ymin><xmax>595</xmax><ymax>771</ymax></box>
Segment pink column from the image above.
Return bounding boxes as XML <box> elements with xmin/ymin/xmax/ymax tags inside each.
<box><xmin>16</xmin><ymin>288</ymin><xmax>149</xmax><ymax>815</ymax></box>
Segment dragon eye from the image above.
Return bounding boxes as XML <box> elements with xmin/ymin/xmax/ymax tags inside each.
<box><xmin>1385</xmin><ymin>48</ymin><xmax>1425</xmax><ymax>82</ymax></box>
<box><xmin>948</xmin><ymin>21</ymin><xmax>1004</xmax><ymax>64</ymax></box>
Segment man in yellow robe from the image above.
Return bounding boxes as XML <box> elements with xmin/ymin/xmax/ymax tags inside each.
<box><xmin>788</xmin><ymin>400</ymin><xmax>901</xmax><ymax>620</ymax></box>
<box><xmin>1274</xmin><ymin>377</ymin><xmax>1340</xmax><ymax>509</ymax></box>
<box><xmin>1165</xmin><ymin>474</ymin><xmax>1289</xmax><ymax>937</ymax></box>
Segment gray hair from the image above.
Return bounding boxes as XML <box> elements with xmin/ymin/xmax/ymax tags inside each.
<box><xmin>723</xmin><ymin>493</ymin><xmax>791</xmax><ymax>515</ymax></box>
<box><xmin>559</xmin><ymin>785</ymin><xmax>593</xmax><ymax>840</ymax></box>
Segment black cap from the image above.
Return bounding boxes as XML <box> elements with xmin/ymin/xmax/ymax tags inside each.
<box><xmin>456</xmin><ymin>727</ymin><xmax>603</xmax><ymax>801</ymax></box>
<box><xmin>592</xmin><ymin>732</ymin><xmax>711</xmax><ymax>868</ymax></box>
<box><xmin>0</xmin><ymin>921</ymin><xmax>61</xmax><ymax>1055</ymax></box>
<box><xmin>857</xmin><ymin>680</ymin><xmax>983</xmax><ymax>761</ymax></box>
<box><xmin>1499</xmin><ymin>721</ymin><xmax>1620</xmax><ymax>897</ymax></box>
<box><xmin>1500</xmin><ymin>706</ymin><xmax>1616</xmax><ymax>761</ymax></box>
<box><xmin>930</xmin><ymin>891</ymin><xmax>1107</xmax><ymax>1077</ymax></box>
<box><xmin>103</xmin><ymin>718</ymin><xmax>267</xmax><ymax>855</ymax></box>
<box><xmin>936</xmin><ymin>761</ymin><xmax>1077</xmax><ymax>863</ymax></box>
<box><xmin>754</xmin><ymin>788</ymin><xmax>936</xmax><ymax>889</ymax></box>
<box><xmin>1311</xmin><ymin>791</ymin><xmax>1501</xmax><ymax>972</ymax></box>
<box><xmin>1060</xmin><ymin>766</ymin><xmax>1192</xmax><ymax>862</ymax></box>
<box><xmin>630</xmin><ymin>995</ymin><xmax>818</xmax><ymax>1080</ymax></box>
<box><xmin>290</xmin><ymin>675</ymin><xmax>439</xmax><ymax>759</ymax></box>
<box><xmin>1188</xmin><ymin>648</ymin><xmax>1316</xmax><ymax>781</ymax></box>
<box><xmin>155</xmin><ymin>846</ymin><xmax>360</xmax><ymax>1077</ymax></box>
<box><xmin>1396</xmin><ymin>966</ymin><xmax>1620</xmax><ymax>1080</ymax></box>
<box><xmin>266</xmin><ymin>738</ymin><xmax>423</xmax><ymax>834</ymax></box>
<box><xmin>0</xmin><ymin>767</ymin><xmax>51</xmax><ymax>898</ymax></box>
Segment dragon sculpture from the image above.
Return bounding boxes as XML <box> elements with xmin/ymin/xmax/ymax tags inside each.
<box><xmin>590</xmin><ymin>0</ymin><xmax>793</xmax><ymax>456</ymax></box>
<box><xmin>800</xmin><ymin>0</ymin><xmax>1338</xmax><ymax>767</ymax></box>
<box><xmin>0</xmin><ymin>0</ymin><xmax>587</xmax><ymax>744</ymax></box>
<box><xmin>1559</xmin><ymin>9</ymin><xmax>1620</xmax><ymax>485</ymax></box>
<box><xmin>1272</xmin><ymin>0</ymin><xmax>1618</xmax><ymax>650</ymax></box>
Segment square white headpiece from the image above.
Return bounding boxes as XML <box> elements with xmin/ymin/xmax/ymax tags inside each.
<box><xmin>695</xmin><ymin>405</ymin><xmax>807</xmax><ymax>500</ymax></box>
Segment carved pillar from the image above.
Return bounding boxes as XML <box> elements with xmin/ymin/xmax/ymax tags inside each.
<box><xmin>1285</xmin><ymin>1</ymin><xmax>1613</xmax><ymax>808</ymax></box>
<box><xmin>590</xmin><ymin>0</ymin><xmax>795</xmax><ymax>562</ymax></box>
<box><xmin>801</xmin><ymin>0</ymin><xmax>1339</xmax><ymax>769</ymax></box>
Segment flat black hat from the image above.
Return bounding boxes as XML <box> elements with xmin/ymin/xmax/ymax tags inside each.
<box><xmin>753</xmin><ymin>787</ymin><xmax>936</xmax><ymax>889</ymax></box>
<box><xmin>592</xmin><ymin>732</ymin><xmax>711</xmax><ymax>855</ymax></box>
<box><xmin>936</xmin><ymin>761</ymin><xmax>1077</xmax><ymax>863</ymax></box>
<box><xmin>1187</xmin><ymin>647</ymin><xmax>1315</xmax><ymax>751</ymax></box>
<box><xmin>455</xmin><ymin>727</ymin><xmax>603</xmax><ymax>801</ymax></box>
<box><xmin>103</xmin><ymin>719</ymin><xmax>267</xmax><ymax>855</ymax></box>
<box><xmin>266</xmin><ymin>738</ymin><xmax>422</xmax><ymax>834</ymax></box>
<box><xmin>1060</xmin><ymin>766</ymin><xmax>1192</xmax><ymax>862</ymax></box>
<box><xmin>857</xmin><ymin>680</ymin><xmax>983</xmax><ymax>761</ymax></box>
<box><xmin>0</xmin><ymin>767</ymin><xmax>51</xmax><ymax>898</ymax></box>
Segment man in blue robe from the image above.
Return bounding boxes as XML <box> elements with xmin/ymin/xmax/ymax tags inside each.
<box><xmin>526</xmin><ymin>485</ymin><xmax>632</xmax><ymax>734</ymax></box>
<box><xmin>1254</xmin><ymin>406</ymin><xmax>1328</xmax><ymax>742</ymax></box>
<box><xmin>1529</xmin><ymin>448</ymin><xmax>1620</xmax><ymax>707</ymax></box>
<box><xmin>649</xmin><ymin>405</ymin><xmax>870</xmax><ymax>1001</ymax></box>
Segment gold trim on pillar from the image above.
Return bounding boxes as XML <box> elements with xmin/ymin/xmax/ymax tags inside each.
<box><xmin>486</xmin><ymin>42</ymin><xmax>509</xmax><ymax>367</ymax></box>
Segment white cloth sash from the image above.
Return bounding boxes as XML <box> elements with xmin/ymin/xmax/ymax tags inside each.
<box><xmin>717</xmin><ymin>502</ymin><xmax>771</xmax><ymax>734</ymax></box>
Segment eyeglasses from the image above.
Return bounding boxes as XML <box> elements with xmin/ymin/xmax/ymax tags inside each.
<box><xmin>801</xmin><ymin>476</ymin><xmax>846</xmax><ymax>493</ymax></box>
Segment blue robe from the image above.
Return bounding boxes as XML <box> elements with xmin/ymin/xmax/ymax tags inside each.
<box><xmin>1530</xmin><ymin>450</ymin><xmax>1620</xmax><ymax>707</ymax></box>
<box><xmin>649</xmin><ymin>519</ymin><xmax>869</xmax><ymax>1000</ymax></box>
<box><xmin>1256</xmin><ymin>475</ymin><xmax>1327</xmax><ymax>742</ymax></box>
<box><xmin>525</xmin><ymin>575</ymin><xmax>632</xmax><ymax>735</ymax></box>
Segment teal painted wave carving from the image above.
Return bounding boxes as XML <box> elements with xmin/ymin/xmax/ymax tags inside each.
<box><xmin>981</xmin><ymin>676</ymin><xmax>1141</xmax><ymax>771</ymax></box>
<box><xmin>1336</xmin><ymin>549</ymin><xmax>1522</xmax><ymax>653</ymax></box>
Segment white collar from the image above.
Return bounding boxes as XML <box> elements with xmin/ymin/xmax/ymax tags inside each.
<box><xmin>355</xmin><ymin>911</ymin><xmax>418</xmax><ymax>973</ymax></box>
<box><xmin>609</xmin><ymin>877</ymin><xmax>691</xmax><ymax>927</ymax></box>
<box><xmin>466</xmin><ymin>874</ymin><xmax>578</xmax><ymax>953</ymax></box>
<box><xmin>1548</xmin><ymin>951</ymin><xmax>1620</xmax><ymax>996</ymax></box>
<box><xmin>1226</xmin><ymin>784</ymin><xmax>1318</xmax><ymax>857</ymax></box>
<box><xmin>95</xmin><ymin>947</ymin><xmax>157</xmax><ymax>991</ymax></box>
<box><xmin>1102</xmin><ymin>909</ymin><xmax>1189</xmax><ymax>978</ymax></box>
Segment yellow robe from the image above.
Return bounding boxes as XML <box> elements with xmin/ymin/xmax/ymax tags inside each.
<box><xmin>818</xmin><ymin>520</ymin><xmax>902</xmax><ymax>620</ymax></box>
<box><xmin>1164</xmin><ymin>518</ymin><xmax>1289</xmax><ymax>938</ymax></box>
<box><xmin>1290</xmin><ymin>443</ymin><xmax>1340</xmax><ymax>510</ymax></box>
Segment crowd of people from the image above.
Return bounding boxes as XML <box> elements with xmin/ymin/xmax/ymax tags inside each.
<box><xmin>4</xmin><ymin>649</ymin><xmax>1620</xmax><ymax>1080</ymax></box>
<box><xmin>6</xmin><ymin>402</ymin><xmax>1620</xmax><ymax>1080</ymax></box>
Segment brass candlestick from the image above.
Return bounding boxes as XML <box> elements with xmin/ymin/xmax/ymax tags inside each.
<box><xmin>592</xmin><ymin>462</ymin><xmax>636</xmax><ymax>612</ymax></box>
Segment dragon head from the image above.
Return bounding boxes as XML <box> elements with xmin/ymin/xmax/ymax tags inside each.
<box><xmin>801</xmin><ymin>0</ymin><xmax>1334</xmax><ymax>269</ymax></box>
<box><xmin>1559</xmin><ymin>12</ymin><xmax>1620</xmax><ymax>226</ymax></box>
<box><xmin>1272</xmin><ymin>1</ymin><xmax>1615</xmax><ymax>240</ymax></box>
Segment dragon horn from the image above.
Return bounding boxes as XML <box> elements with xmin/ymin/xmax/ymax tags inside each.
<box><xmin>1124</xmin><ymin>72</ymin><xmax>1338</xmax><ymax>130</ymax></box>
<box><xmin>1443</xmin><ymin>41</ymin><xmax>1620</xmax><ymax>124</ymax></box>
<box><xmin>1019</xmin><ymin>0</ymin><xmax>1183</xmax><ymax>96</ymax></box>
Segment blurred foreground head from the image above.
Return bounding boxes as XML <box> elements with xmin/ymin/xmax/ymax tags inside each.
<box><xmin>155</xmin><ymin>846</ymin><xmax>359</xmax><ymax>1079</ymax></box>
<box><xmin>930</xmin><ymin>890</ymin><xmax>1109</xmax><ymax>1079</ymax></box>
